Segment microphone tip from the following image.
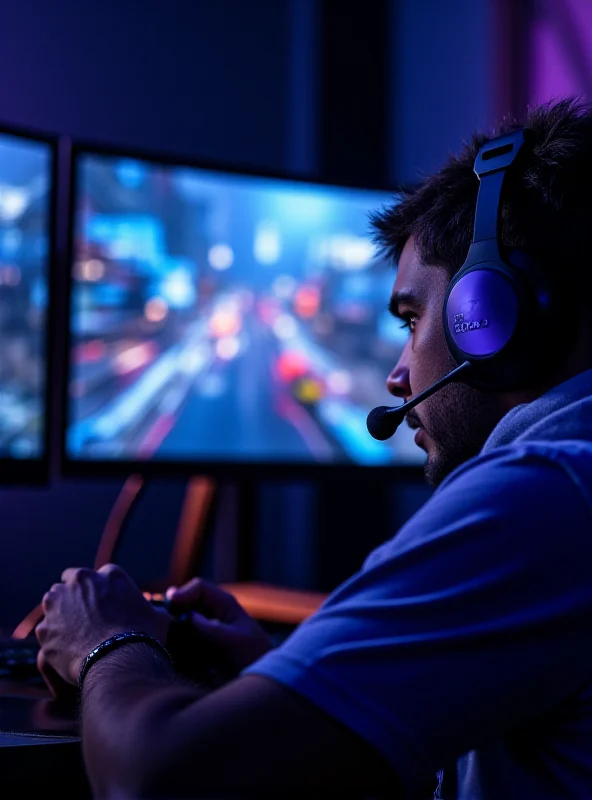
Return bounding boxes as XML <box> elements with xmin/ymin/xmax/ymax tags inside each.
<box><xmin>366</xmin><ymin>405</ymin><xmax>402</xmax><ymax>441</ymax></box>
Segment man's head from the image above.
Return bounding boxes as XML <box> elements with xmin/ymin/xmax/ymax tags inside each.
<box><xmin>372</xmin><ymin>97</ymin><xmax>592</xmax><ymax>486</ymax></box>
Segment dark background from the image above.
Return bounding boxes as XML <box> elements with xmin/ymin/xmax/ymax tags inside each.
<box><xmin>0</xmin><ymin>0</ymin><xmax>589</xmax><ymax>630</ymax></box>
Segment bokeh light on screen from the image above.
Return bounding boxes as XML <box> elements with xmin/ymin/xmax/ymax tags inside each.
<box><xmin>66</xmin><ymin>153</ymin><xmax>425</xmax><ymax>467</ymax></box>
<box><xmin>0</xmin><ymin>132</ymin><xmax>51</xmax><ymax>460</ymax></box>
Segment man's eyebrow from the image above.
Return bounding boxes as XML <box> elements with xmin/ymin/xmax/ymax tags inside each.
<box><xmin>388</xmin><ymin>290</ymin><xmax>422</xmax><ymax>319</ymax></box>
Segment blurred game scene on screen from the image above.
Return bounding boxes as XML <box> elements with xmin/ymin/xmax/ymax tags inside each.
<box><xmin>67</xmin><ymin>153</ymin><xmax>423</xmax><ymax>467</ymax></box>
<box><xmin>0</xmin><ymin>132</ymin><xmax>51</xmax><ymax>459</ymax></box>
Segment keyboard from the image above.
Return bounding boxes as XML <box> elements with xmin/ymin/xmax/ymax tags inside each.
<box><xmin>0</xmin><ymin>637</ymin><xmax>42</xmax><ymax>682</ymax></box>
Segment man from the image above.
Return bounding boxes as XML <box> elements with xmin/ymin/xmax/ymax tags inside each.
<box><xmin>37</xmin><ymin>97</ymin><xmax>592</xmax><ymax>798</ymax></box>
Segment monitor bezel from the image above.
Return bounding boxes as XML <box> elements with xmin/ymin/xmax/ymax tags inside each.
<box><xmin>0</xmin><ymin>122</ymin><xmax>59</xmax><ymax>486</ymax></box>
<box><xmin>59</xmin><ymin>138</ymin><xmax>425</xmax><ymax>482</ymax></box>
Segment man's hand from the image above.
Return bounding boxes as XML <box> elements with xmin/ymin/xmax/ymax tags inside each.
<box><xmin>165</xmin><ymin>578</ymin><xmax>272</xmax><ymax>674</ymax></box>
<box><xmin>36</xmin><ymin>564</ymin><xmax>171</xmax><ymax>696</ymax></box>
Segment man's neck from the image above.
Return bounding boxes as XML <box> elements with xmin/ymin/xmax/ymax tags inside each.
<box><xmin>500</xmin><ymin>360</ymin><xmax>592</xmax><ymax>418</ymax></box>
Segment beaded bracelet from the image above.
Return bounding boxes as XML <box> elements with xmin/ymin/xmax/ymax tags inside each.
<box><xmin>78</xmin><ymin>630</ymin><xmax>173</xmax><ymax>691</ymax></box>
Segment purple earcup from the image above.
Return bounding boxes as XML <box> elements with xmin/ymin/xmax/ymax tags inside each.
<box><xmin>445</xmin><ymin>267</ymin><xmax>519</xmax><ymax>358</ymax></box>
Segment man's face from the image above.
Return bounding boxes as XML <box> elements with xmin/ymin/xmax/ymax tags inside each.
<box><xmin>387</xmin><ymin>237</ymin><xmax>506</xmax><ymax>486</ymax></box>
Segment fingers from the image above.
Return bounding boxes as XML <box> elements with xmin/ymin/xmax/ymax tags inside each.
<box><xmin>61</xmin><ymin>564</ymin><xmax>137</xmax><ymax>592</ymax></box>
<box><xmin>62</xmin><ymin>564</ymin><xmax>129</xmax><ymax>582</ymax></box>
<box><xmin>35</xmin><ymin>619</ymin><xmax>48</xmax><ymax>645</ymax></box>
<box><xmin>36</xmin><ymin>648</ymin><xmax>76</xmax><ymax>698</ymax></box>
<box><xmin>37</xmin><ymin>647</ymin><xmax>50</xmax><ymax>679</ymax></box>
<box><xmin>41</xmin><ymin>583</ymin><xmax>63</xmax><ymax>613</ymax></box>
<box><xmin>98</xmin><ymin>563</ymin><xmax>141</xmax><ymax>592</ymax></box>
<box><xmin>187</xmin><ymin>612</ymin><xmax>228</xmax><ymax>644</ymax></box>
<box><xmin>166</xmin><ymin>577</ymin><xmax>202</xmax><ymax>602</ymax></box>
<box><xmin>166</xmin><ymin>578</ymin><xmax>239</xmax><ymax>618</ymax></box>
<box><xmin>61</xmin><ymin>566</ymin><xmax>94</xmax><ymax>584</ymax></box>
<box><xmin>197</xmin><ymin>582</ymin><xmax>241</xmax><ymax>617</ymax></box>
<box><xmin>97</xmin><ymin>563</ymin><xmax>127</xmax><ymax>579</ymax></box>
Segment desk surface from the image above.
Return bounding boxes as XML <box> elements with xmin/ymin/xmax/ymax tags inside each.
<box><xmin>0</xmin><ymin>677</ymin><xmax>79</xmax><ymax>739</ymax></box>
<box><xmin>0</xmin><ymin>680</ymin><xmax>92</xmax><ymax>800</ymax></box>
<box><xmin>0</xmin><ymin>680</ymin><xmax>88</xmax><ymax>794</ymax></box>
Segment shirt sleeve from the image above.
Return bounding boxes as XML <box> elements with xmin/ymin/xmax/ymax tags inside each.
<box><xmin>243</xmin><ymin>444</ymin><xmax>592</xmax><ymax>792</ymax></box>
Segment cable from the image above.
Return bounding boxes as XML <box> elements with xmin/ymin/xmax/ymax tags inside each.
<box><xmin>92</xmin><ymin>475</ymin><xmax>144</xmax><ymax>569</ymax></box>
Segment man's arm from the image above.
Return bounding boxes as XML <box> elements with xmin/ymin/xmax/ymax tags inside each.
<box><xmin>81</xmin><ymin>643</ymin><xmax>398</xmax><ymax>799</ymax></box>
<box><xmin>47</xmin><ymin>446</ymin><xmax>592</xmax><ymax>798</ymax></box>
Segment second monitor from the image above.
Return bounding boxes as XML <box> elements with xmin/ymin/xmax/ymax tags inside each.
<box><xmin>63</xmin><ymin>145</ymin><xmax>423</xmax><ymax>475</ymax></box>
<box><xmin>0</xmin><ymin>125</ymin><xmax>56</xmax><ymax>483</ymax></box>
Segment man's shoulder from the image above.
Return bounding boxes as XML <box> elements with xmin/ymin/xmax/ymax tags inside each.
<box><xmin>438</xmin><ymin>438</ymin><xmax>592</xmax><ymax>498</ymax></box>
<box><xmin>364</xmin><ymin>438</ymin><xmax>592</xmax><ymax>575</ymax></box>
<box><xmin>389</xmin><ymin>440</ymin><xmax>592</xmax><ymax>554</ymax></box>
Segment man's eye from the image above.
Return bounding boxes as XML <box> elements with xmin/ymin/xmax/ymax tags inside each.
<box><xmin>399</xmin><ymin>315</ymin><xmax>418</xmax><ymax>332</ymax></box>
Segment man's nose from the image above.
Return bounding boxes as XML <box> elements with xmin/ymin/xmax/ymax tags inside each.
<box><xmin>386</xmin><ymin>362</ymin><xmax>411</xmax><ymax>401</ymax></box>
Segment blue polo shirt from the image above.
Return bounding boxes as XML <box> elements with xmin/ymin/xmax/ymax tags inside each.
<box><xmin>245</xmin><ymin>369</ymin><xmax>592</xmax><ymax>798</ymax></box>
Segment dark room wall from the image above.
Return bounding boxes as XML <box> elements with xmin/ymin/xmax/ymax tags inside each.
<box><xmin>388</xmin><ymin>0</ymin><xmax>497</xmax><ymax>185</ymax></box>
<box><xmin>1</xmin><ymin>0</ymin><xmax>291</xmax><ymax>168</ymax></box>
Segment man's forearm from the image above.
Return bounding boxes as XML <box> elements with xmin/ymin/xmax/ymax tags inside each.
<box><xmin>81</xmin><ymin>642</ymin><xmax>211</xmax><ymax>798</ymax></box>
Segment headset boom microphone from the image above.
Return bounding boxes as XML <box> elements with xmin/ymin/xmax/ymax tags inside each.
<box><xmin>366</xmin><ymin>361</ymin><xmax>472</xmax><ymax>441</ymax></box>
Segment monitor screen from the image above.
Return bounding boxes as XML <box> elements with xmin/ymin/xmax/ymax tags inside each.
<box><xmin>65</xmin><ymin>149</ymin><xmax>424</xmax><ymax>473</ymax></box>
<box><xmin>0</xmin><ymin>128</ymin><xmax>54</xmax><ymax>480</ymax></box>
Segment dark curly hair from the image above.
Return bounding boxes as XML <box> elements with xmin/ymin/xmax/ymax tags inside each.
<box><xmin>371</xmin><ymin>97</ymin><xmax>592</xmax><ymax>287</ymax></box>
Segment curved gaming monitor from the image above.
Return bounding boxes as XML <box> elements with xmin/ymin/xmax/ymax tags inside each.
<box><xmin>62</xmin><ymin>143</ymin><xmax>424</xmax><ymax>477</ymax></box>
<box><xmin>0</xmin><ymin>126</ymin><xmax>56</xmax><ymax>484</ymax></box>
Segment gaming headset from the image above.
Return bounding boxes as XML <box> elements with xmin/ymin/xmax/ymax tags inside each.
<box><xmin>367</xmin><ymin>128</ymin><xmax>561</xmax><ymax>441</ymax></box>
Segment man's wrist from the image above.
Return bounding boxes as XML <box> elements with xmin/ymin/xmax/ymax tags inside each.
<box><xmin>81</xmin><ymin>636</ymin><xmax>177</xmax><ymax>697</ymax></box>
<box><xmin>79</xmin><ymin>631</ymin><xmax>173</xmax><ymax>691</ymax></box>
